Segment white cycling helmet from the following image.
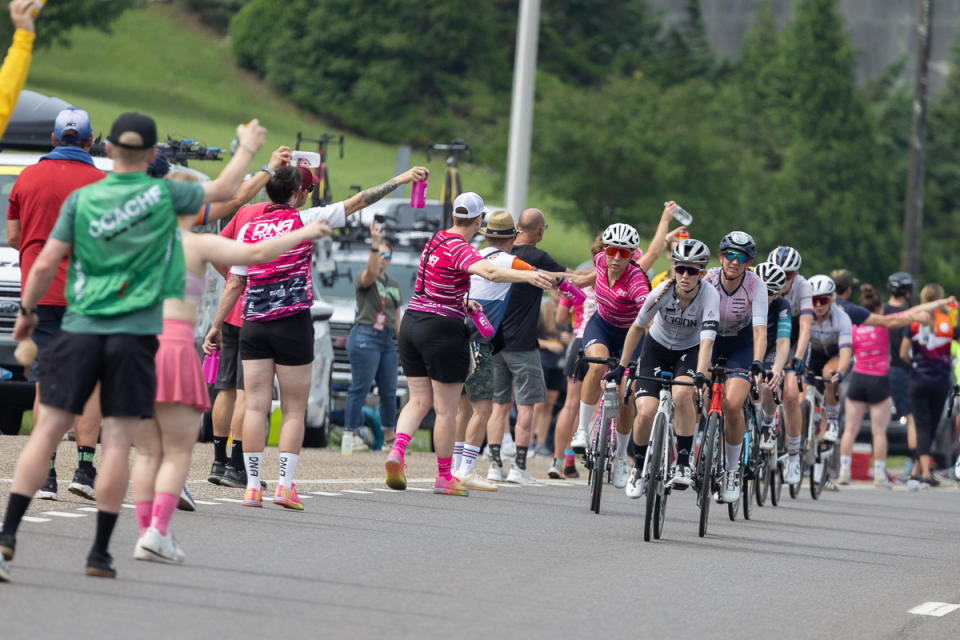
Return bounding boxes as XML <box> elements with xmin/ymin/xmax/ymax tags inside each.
<box><xmin>767</xmin><ymin>246</ymin><xmax>802</xmax><ymax>273</ymax></box>
<box><xmin>755</xmin><ymin>261</ymin><xmax>787</xmax><ymax>295</ymax></box>
<box><xmin>671</xmin><ymin>238</ymin><xmax>710</xmax><ymax>268</ymax></box>
<box><xmin>809</xmin><ymin>274</ymin><xmax>836</xmax><ymax>297</ymax></box>
<box><xmin>602</xmin><ymin>223</ymin><xmax>640</xmax><ymax>250</ymax></box>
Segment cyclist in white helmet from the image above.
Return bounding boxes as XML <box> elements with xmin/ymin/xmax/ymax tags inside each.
<box><xmin>806</xmin><ymin>275</ymin><xmax>852</xmax><ymax>449</ymax></box>
<box><xmin>754</xmin><ymin>261</ymin><xmax>792</xmax><ymax>450</ymax></box>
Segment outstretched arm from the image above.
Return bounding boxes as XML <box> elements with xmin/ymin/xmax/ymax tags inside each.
<box><xmin>342</xmin><ymin>167</ymin><xmax>429</xmax><ymax>216</ymax></box>
<box><xmin>189</xmin><ymin>219</ymin><xmax>332</xmax><ymax>267</ymax></box>
<box><xmin>200</xmin><ymin>120</ymin><xmax>267</xmax><ymax>203</ymax></box>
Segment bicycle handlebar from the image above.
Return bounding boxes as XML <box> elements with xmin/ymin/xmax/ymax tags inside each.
<box><xmin>425</xmin><ymin>139</ymin><xmax>472</xmax><ymax>164</ymax></box>
<box><xmin>805</xmin><ymin>374</ymin><xmax>840</xmax><ymax>402</ymax></box>
<box><xmin>296</xmin><ymin>132</ymin><xmax>345</xmax><ymax>159</ymax></box>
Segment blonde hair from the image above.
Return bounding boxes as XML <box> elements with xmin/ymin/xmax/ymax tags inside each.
<box><xmin>921</xmin><ymin>282</ymin><xmax>944</xmax><ymax>303</ymax></box>
<box><xmin>654</xmin><ymin>278</ymin><xmax>676</xmax><ymax>306</ymax></box>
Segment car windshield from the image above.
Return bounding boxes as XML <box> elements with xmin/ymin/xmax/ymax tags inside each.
<box><xmin>316</xmin><ymin>261</ymin><xmax>420</xmax><ymax>303</ymax></box>
<box><xmin>0</xmin><ymin>174</ymin><xmax>15</xmax><ymax>245</ymax></box>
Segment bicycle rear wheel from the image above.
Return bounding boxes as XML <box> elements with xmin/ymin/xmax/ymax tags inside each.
<box><xmin>644</xmin><ymin>414</ymin><xmax>665</xmax><ymax>542</ymax></box>
<box><xmin>591</xmin><ymin>414</ymin><xmax>611</xmax><ymax>514</ymax></box>
<box><xmin>698</xmin><ymin>414</ymin><xmax>720</xmax><ymax>537</ymax></box>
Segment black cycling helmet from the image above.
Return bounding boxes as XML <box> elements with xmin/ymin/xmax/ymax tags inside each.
<box><xmin>887</xmin><ymin>271</ymin><xmax>914</xmax><ymax>295</ymax></box>
<box><xmin>718</xmin><ymin>231</ymin><xmax>757</xmax><ymax>260</ymax></box>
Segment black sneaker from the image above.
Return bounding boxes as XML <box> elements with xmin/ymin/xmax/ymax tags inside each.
<box><xmin>0</xmin><ymin>531</ymin><xmax>15</xmax><ymax>561</ymax></box>
<box><xmin>207</xmin><ymin>460</ymin><xmax>226</xmax><ymax>485</ymax></box>
<box><xmin>563</xmin><ymin>465</ymin><xmax>580</xmax><ymax>479</ymax></box>
<box><xmin>220</xmin><ymin>466</ymin><xmax>266</xmax><ymax>490</ymax></box>
<box><xmin>34</xmin><ymin>473</ymin><xmax>57</xmax><ymax>500</ymax></box>
<box><xmin>85</xmin><ymin>549</ymin><xmax>116</xmax><ymax>578</ymax></box>
<box><xmin>68</xmin><ymin>466</ymin><xmax>96</xmax><ymax>501</ymax></box>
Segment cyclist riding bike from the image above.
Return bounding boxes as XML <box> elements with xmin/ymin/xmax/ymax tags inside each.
<box><xmin>754</xmin><ymin>262</ymin><xmax>792</xmax><ymax>450</ymax></box>
<box><xmin>614</xmin><ymin>239</ymin><xmax>719</xmax><ymax>498</ymax></box>
<box><xmin>806</xmin><ymin>275</ymin><xmax>852</xmax><ymax>447</ymax></box>
<box><xmin>705</xmin><ymin>231</ymin><xmax>768</xmax><ymax>503</ymax></box>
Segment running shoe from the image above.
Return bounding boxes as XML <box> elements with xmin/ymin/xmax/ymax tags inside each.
<box><xmin>274</xmin><ymin>484</ymin><xmax>304</xmax><ymax>510</ymax></box>
<box><xmin>85</xmin><ymin>549</ymin><xmax>116</xmax><ymax>578</ymax></box>
<box><xmin>35</xmin><ymin>473</ymin><xmax>57</xmax><ymax>500</ymax></box>
<box><xmin>506</xmin><ymin>466</ymin><xmax>536</xmax><ymax>485</ymax></box>
<box><xmin>785</xmin><ymin>457</ymin><xmax>802</xmax><ymax>484</ymax></box>
<box><xmin>68</xmin><ymin>466</ymin><xmax>96</xmax><ymax>501</ymax></box>
<box><xmin>134</xmin><ymin>527</ymin><xmax>185</xmax><ymax>564</ymax></box>
<box><xmin>486</xmin><ymin>462</ymin><xmax>507</xmax><ymax>482</ymax></box>
<box><xmin>874</xmin><ymin>474</ymin><xmax>893</xmax><ymax>489</ymax></box>
<box><xmin>625</xmin><ymin>467</ymin><xmax>645</xmax><ymax>499</ymax></box>
<box><xmin>823</xmin><ymin>420</ymin><xmax>839</xmax><ymax>444</ymax></box>
<box><xmin>0</xmin><ymin>556</ymin><xmax>10</xmax><ymax>582</ymax></box>
<box><xmin>570</xmin><ymin>427</ymin><xmax>588</xmax><ymax>454</ymax></box>
<box><xmin>434</xmin><ymin>475</ymin><xmax>469</xmax><ymax>496</ymax></box>
<box><xmin>721</xmin><ymin>470</ymin><xmax>740</xmax><ymax>503</ymax></box>
<box><xmin>670</xmin><ymin>465</ymin><xmax>694</xmax><ymax>490</ymax></box>
<box><xmin>207</xmin><ymin>460</ymin><xmax>226</xmax><ymax>485</ymax></box>
<box><xmin>823</xmin><ymin>479</ymin><xmax>840</xmax><ymax>492</ymax></box>
<box><xmin>455</xmin><ymin>470</ymin><xmax>498</xmax><ymax>492</ymax></box>
<box><xmin>563</xmin><ymin>464</ymin><xmax>580</xmax><ymax>479</ymax></box>
<box><xmin>177</xmin><ymin>485</ymin><xmax>197</xmax><ymax>511</ymax></box>
<box><xmin>837</xmin><ymin>467</ymin><xmax>851</xmax><ymax>485</ymax></box>
<box><xmin>547</xmin><ymin>462</ymin><xmax>563</xmax><ymax>479</ymax></box>
<box><xmin>926</xmin><ymin>474</ymin><xmax>941</xmax><ymax>488</ymax></box>
<box><xmin>0</xmin><ymin>531</ymin><xmax>15</xmax><ymax>561</ymax></box>
<box><xmin>242</xmin><ymin>487</ymin><xmax>263</xmax><ymax>507</ymax></box>
<box><xmin>612</xmin><ymin>457</ymin><xmax>629</xmax><ymax>489</ymax></box>
<box><xmin>759</xmin><ymin>426</ymin><xmax>775</xmax><ymax>451</ymax></box>
<box><xmin>219</xmin><ymin>465</ymin><xmax>246</xmax><ymax>488</ymax></box>
<box><xmin>385</xmin><ymin>454</ymin><xmax>407</xmax><ymax>490</ymax></box>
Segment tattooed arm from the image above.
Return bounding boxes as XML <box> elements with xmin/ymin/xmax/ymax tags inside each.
<box><xmin>342</xmin><ymin>166</ymin><xmax>429</xmax><ymax>216</ymax></box>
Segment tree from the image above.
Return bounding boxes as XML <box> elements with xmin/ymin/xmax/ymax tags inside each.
<box><xmin>0</xmin><ymin>0</ymin><xmax>136</xmax><ymax>49</ymax></box>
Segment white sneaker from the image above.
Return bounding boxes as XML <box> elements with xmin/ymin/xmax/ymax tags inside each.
<box><xmin>838</xmin><ymin>467</ymin><xmax>851</xmax><ymax>485</ymax></box>
<box><xmin>455</xmin><ymin>470</ymin><xmax>498</xmax><ymax>492</ymax></box>
<box><xmin>341</xmin><ymin>430</ymin><xmax>354</xmax><ymax>456</ymax></box>
<box><xmin>823</xmin><ymin>420</ymin><xmax>839</xmax><ymax>444</ymax></box>
<box><xmin>625</xmin><ymin>467</ymin><xmax>645</xmax><ymax>499</ymax></box>
<box><xmin>547</xmin><ymin>463</ymin><xmax>563</xmax><ymax>479</ymax></box>
<box><xmin>486</xmin><ymin>463</ymin><xmax>507</xmax><ymax>482</ymax></box>
<box><xmin>134</xmin><ymin>527</ymin><xmax>185</xmax><ymax>564</ymax></box>
<box><xmin>874</xmin><ymin>474</ymin><xmax>893</xmax><ymax>489</ymax></box>
<box><xmin>670</xmin><ymin>465</ymin><xmax>694</xmax><ymax>490</ymax></box>
<box><xmin>612</xmin><ymin>457</ymin><xmax>629</xmax><ymax>489</ymax></box>
<box><xmin>721</xmin><ymin>470</ymin><xmax>740</xmax><ymax>503</ymax></box>
<box><xmin>570</xmin><ymin>427</ymin><xmax>588</xmax><ymax>453</ymax></box>
<box><xmin>759</xmin><ymin>427</ymin><xmax>775</xmax><ymax>451</ymax></box>
<box><xmin>505</xmin><ymin>466</ymin><xmax>535</xmax><ymax>485</ymax></box>
<box><xmin>785</xmin><ymin>457</ymin><xmax>802</xmax><ymax>484</ymax></box>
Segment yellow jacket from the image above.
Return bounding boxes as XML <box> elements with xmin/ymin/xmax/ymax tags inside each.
<box><xmin>0</xmin><ymin>29</ymin><xmax>35</xmax><ymax>139</ymax></box>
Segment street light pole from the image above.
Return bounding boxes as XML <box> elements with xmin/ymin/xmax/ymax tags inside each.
<box><xmin>505</xmin><ymin>0</ymin><xmax>540</xmax><ymax>222</ymax></box>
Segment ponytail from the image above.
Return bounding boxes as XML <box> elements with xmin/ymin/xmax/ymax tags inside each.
<box><xmin>653</xmin><ymin>278</ymin><xmax>676</xmax><ymax>306</ymax></box>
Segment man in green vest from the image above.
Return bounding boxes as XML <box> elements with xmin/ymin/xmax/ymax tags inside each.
<box><xmin>0</xmin><ymin>112</ymin><xmax>267</xmax><ymax>582</ymax></box>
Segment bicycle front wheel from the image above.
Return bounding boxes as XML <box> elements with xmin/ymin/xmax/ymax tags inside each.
<box><xmin>727</xmin><ymin>444</ymin><xmax>743</xmax><ymax>522</ymax></box>
<box><xmin>591</xmin><ymin>415</ymin><xmax>611</xmax><ymax>514</ymax></box>
<box><xmin>790</xmin><ymin>403</ymin><xmax>810</xmax><ymax>499</ymax></box>
<box><xmin>698</xmin><ymin>414</ymin><xmax>720</xmax><ymax>538</ymax></box>
<box><xmin>644</xmin><ymin>413</ymin><xmax>666</xmax><ymax>542</ymax></box>
<box><xmin>810</xmin><ymin>445</ymin><xmax>828</xmax><ymax>500</ymax></box>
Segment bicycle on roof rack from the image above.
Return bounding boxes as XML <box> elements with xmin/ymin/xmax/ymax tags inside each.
<box><xmin>425</xmin><ymin>139</ymin><xmax>471</xmax><ymax>228</ymax></box>
<box><xmin>296</xmin><ymin>132</ymin><xmax>344</xmax><ymax>207</ymax></box>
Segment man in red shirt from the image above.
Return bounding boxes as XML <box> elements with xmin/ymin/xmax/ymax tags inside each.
<box><xmin>5</xmin><ymin>107</ymin><xmax>105</xmax><ymax>502</ymax></box>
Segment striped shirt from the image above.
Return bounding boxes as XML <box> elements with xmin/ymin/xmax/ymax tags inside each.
<box><xmin>593</xmin><ymin>252</ymin><xmax>650</xmax><ymax>329</ymax></box>
<box><xmin>407</xmin><ymin>229</ymin><xmax>484</xmax><ymax>320</ymax></box>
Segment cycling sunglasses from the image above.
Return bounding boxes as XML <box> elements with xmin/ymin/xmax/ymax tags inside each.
<box><xmin>674</xmin><ymin>265</ymin><xmax>702</xmax><ymax>276</ymax></box>
<box><xmin>722</xmin><ymin>250</ymin><xmax>749</xmax><ymax>264</ymax></box>
<box><xmin>812</xmin><ymin>295</ymin><xmax>832</xmax><ymax>306</ymax></box>
<box><xmin>379</xmin><ymin>251</ymin><xmax>392</xmax><ymax>259</ymax></box>
<box><xmin>605</xmin><ymin>246</ymin><xmax>632</xmax><ymax>260</ymax></box>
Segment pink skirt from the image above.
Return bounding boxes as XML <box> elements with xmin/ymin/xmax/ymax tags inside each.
<box><xmin>154</xmin><ymin>318</ymin><xmax>210</xmax><ymax>413</ymax></box>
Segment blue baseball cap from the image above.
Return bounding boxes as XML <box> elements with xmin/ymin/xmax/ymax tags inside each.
<box><xmin>53</xmin><ymin>107</ymin><xmax>92</xmax><ymax>141</ymax></box>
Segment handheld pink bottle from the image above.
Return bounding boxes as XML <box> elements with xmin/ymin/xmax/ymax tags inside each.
<box><xmin>556</xmin><ymin>277</ymin><xmax>586</xmax><ymax>306</ymax></box>
<box><xmin>469</xmin><ymin>307</ymin><xmax>495</xmax><ymax>338</ymax></box>
<box><xmin>203</xmin><ymin>350</ymin><xmax>220</xmax><ymax>384</ymax></box>
<box><xmin>410</xmin><ymin>181</ymin><xmax>427</xmax><ymax>209</ymax></box>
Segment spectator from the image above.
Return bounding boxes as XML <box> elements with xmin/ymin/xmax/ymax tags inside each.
<box><xmin>533</xmin><ymin>289</ymin><xmax>569</xmax><ymax>457</ymax></box>
<box><xmin>885</xmin><ymin>272</ymin><xmax>917</xmax><ymax>473</ymax></box>
<box><xmin>0</xmin><ymin>0</ymin><xmax>36</xmax><ymax>138</ymax></box>
<box><xmin>5</xmin><ymin>107</ymin><xmax>106</xmax><ymax>503</ymax></box>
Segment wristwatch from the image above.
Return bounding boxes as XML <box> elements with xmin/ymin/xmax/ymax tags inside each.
<box><xmin>259</xmin><ymin>163</ymin><xmax>275</xmax><ymax>177</ymax></box>
<box><xmin>18</xmin><ymin>302</ymin><xmax>34</xmax><ymax>317</ymax></box>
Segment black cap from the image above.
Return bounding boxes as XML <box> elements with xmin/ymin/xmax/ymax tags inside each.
<box><xmin>108</xmin><ymin>112</ymin><xmax>157</xmax><ymax>150</ymax></box>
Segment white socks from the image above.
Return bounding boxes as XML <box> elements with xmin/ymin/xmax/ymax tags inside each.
<box><xmin>243</xmin><ymin>452</ymin><xmax>261</xmax><ymax>490</ymax></box>
<box><xmin>725</xmin><ymin>442</ymin><xmax>742</xmax><ymax>471</ymax></box>
<box><xmin>787</xmin><ymin>435</ymin><xmax>801</xmax><ymax>456</ymax></box>
<box><xmin>459</xmin><ymin>444</ymin><xmax>481</xmax><ymax>476</ymax></box>
<box><xmin>874</xmin><ymin>459</ymin><xmax>886</xmax><ymax>477</ymax></box>
<box><xmin>840</xmin><ymin>455</ymin><xmax>852</xmax><ymax>472</ymax></box>
<box><xmin>615</xmin><ymin>431</ymin><xmax>629</xmax><ymax>459</ymax></box>
<box><xmin>578</xmin><ymin>402</ymin><xmax>595</xmax><ymax>433</ymax></box>
<box><xmin>278</xmin><ymin>452</ymin><xmax>299</xmax><ymax>488</ymax></box>
<box><xmin>453</xmin><ymin>441</ymin><xmax>464</xmax><ymax>471</ymax></box>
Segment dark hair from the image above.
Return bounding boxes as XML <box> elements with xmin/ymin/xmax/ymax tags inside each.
<box><xmin>265</xmin><ymin>166</ymin><xmax>301</xmax><ymax>204</ymax></box>
<box><xmin>859</xmin><ymin>283</ymin><xmax>881</xmax><ymax>312</ymax></box>
<box><xmin>55</xmin><ymin>138</ymin><xmax>88</xmax><ymax>149</ymax></box>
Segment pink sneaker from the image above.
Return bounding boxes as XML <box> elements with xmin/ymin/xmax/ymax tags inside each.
<box><xmin>242</xmin><ymin>487</ymin><xmax>262</xmax><ymax>508</ymax></box>
<box><xmin>434</xmin><ymin>475</ymin><xmax>468</xmax><ymax>497</ymax></box>
<box><xmin>273</xmin><ymin>484</ymin><xmax>304</xmax><ymax>511</ymax></box>
<box><xmin>385</xmin><ymin>454</ymin><xmax>406</xmax><ymax>490</ymax></box>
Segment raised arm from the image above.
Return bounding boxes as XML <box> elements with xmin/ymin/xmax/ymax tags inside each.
<box><xmin>637</xmin><ymin>202</ymin><xmax>682</xmax><ymax>272</ymax></box>
<box><xmin>342</xmin><ymin>167</ymin><xmax>429</xmax><ymax>217</ymax></box>
<box><xmin>359</xmin><ymin>222</ymin><xmax>385</xmax><ymax>288</ymax></box>
<box><xmin>199</xmin><ymin>146</ymin><xmax>291</xmax><ymax>226</ymax></box>
<box><xmin>200</xmin><ymin>120</ymin><xmax>267</xmax><ymax>203</ymax></box>
<box><xmin>0</xmin><ymin>1</ymin><xmax>35</xmax><ymax>138</ymax></box>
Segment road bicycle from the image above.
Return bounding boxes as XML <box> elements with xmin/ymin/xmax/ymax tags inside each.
<box><xmin>693</xmin><ymin>357</ymin><xmax>738</xmax><ymax>537</ymax></box>
<box><xmin>741</xmin><ymin>385</ymin><xmax>761</xmax><ymax>521</ymax></box>
<box><xmin>580</xmin><ymin>355</ymin><xmax>623</xmax><ymax>515</ymax></box>
<box><xmin>296</xmin><ymin>132</ymin><xmax>344</xmax><ymax>207</ymax></box>
<box><xmin>789</xmin><ymin>373</ymin><xmax>838</xmax><ymax>500</ymax></box>
<box><xmin>426</xmin><ymin>139</ymin><xmax>471</xmax><ymax>228</ymax></box>
<box><xmin>755</xmin><ymin>378</ymin><xmax>786</xmax><ymax>507</ymax></box>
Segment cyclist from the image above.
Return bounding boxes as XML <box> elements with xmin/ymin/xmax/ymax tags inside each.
<box><xmin>570</xmin><ymin>204</ymin><xmax>682</xmax><ymax>489</ymax></box>
<box><xmin>613</xmin><ymin>239</ymin><xmax>718</xmax><ymax>498</ymax></box>
<box><xmin>705</xmin><ymin>231</ymin><xmax>767</xmax><ymax>503</ymax></box>
<box><xmin>754</xmin><ymin>262</ymin><xmax>792</xmax><ymax>450</ymax></box>
<box><xmin>806</xmin><ymin>275</ymin><xmax>852</xmax><ymax>451</ymax></box>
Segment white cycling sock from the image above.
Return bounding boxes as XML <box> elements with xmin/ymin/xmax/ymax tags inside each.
<box><xmin>615</xmin><ymin>431</ymin><xmax>629</xmax><ymax>459</ymax></box>
<box><xmin>459</xmin><ymin>444</ymin><xmax>481</xmax><ymax>476</ymax></box>
<box><xmin>278</xmin><ymin>452</ymin><xmax>299</xmax><ymax>488</ymax></box>
<box><xmin>453</xmin><ymin>441</ymin><xmax>464</xmax><ymax>471</ymax></box>
<box><xmin>825</xmin><ymin>404</ymin><xmax>839</xmax><ymax>421</ymax></box>
<box><xmin>787</xmin><ymin>435</ymin><xmax>801</xmax><ymax>455</ymax></box>
<box><xmin>840</xmin><ymin>455</ymin><xmax>852</xmax><ymax>472</ymax></box>
<box><xmin>725</xmin><ymin>442</ymin><xmax>742</xmax><ymax>471</ymax></box>
<box><xmin>243</xmin><ymin>452</ymin><xmax>262</xmax><ymax>490</ymax></box>
<box><xmin>578</xmin><ymin>402</ymin><xmax>596</xmax><ymax>433</ymax></box>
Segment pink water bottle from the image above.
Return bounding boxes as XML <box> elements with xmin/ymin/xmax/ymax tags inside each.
<box><xmin>556</xmin><ymin>277</ymin><xmax>586</xmax><ymax>306</ymax></box>
<box><xmin>410</xmin><ymin>180</ymin><xmax>427</xmax><ymax>209</ymax></box>
<box><xmin>469</xmin><ymin>307</ymin><xmax>495</xmax><ymax>338</ymax></box>
<box><xmin>203</xmin><ymin>350</ymin><xmax>220</xmax><ymax>384</ymax></box>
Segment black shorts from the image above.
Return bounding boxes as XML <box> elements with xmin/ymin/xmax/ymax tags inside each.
<box><xmin>398</xmin><ymin>310</ymin><xmax>470</xmax><ymax>383</ymax></box>
<box><xmin>39</xmin><ymin>332</ymin><xmax>158</xmax><ymax>418</ymax></box>
<box><xmin>29</xmin><ymin>305</ymin><xmax>66</xmax><ymax>382</ymax></box>
<box><xmin>808</xmin><ymin>349</ymin><xmax>835</xmax><ymax>378</ymax></box>
<box><xmin>214</xmin><ymin>321</ymin><xmax>244</xmax><ymax>390</ymax></box>
<box><xmin>240</xmin><ymin>310</ymin><xmax>314</xmax><ymax>366</ymax></box>
<box><xmin>634</xmin><ymin>337</ymin><xmax>698</xmax><ymax>398</ymax></box>
<box><xmin>846</xmin><ymin>372</ymin><xmax>890</xmax><ymax>404</ymax></box>
<box><xmin>544</xmin><ymin>367</ymin><xmax>565</xmax><ymax>392</ymax></box>
<box><xmin>563</xmin><ymin>337</ymin><xmax>587</xmax><ymax>380</ymax></box>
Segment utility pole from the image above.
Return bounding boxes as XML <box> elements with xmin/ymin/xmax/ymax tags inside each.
<box><xmin>901</xmin><ymin>0</ymin><xmax>933</xmax><ymax>278</ymax></box>
<box><xmin>505</xmin><ymin>0</ymin><xmax>540</xmax><ymax>221</ymax></box>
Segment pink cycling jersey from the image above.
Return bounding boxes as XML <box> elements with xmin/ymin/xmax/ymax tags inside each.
<box><xmin>220</xmin><ymin>201</ymin><xmax>270</xmax><ymax>327</ymax></box>
<box><xmin>559</xmin><ymin>285</ymin><xmax>597</xmax><ymax>338</ymax></box>
<box><xmin>407</xmin><ymin>229</ymin><xmax>484</xmax><ymax>320</ymax></box>
<box><xmin>852</xmin><ymin>324</ymin><xmax>889</xmax><ymax>376</ymax></box>
<box><xmin>705</xmin><ymin>267</ymin><xmax>768</xmax><ymax>335</ymax></box>
<box><xmin>593</xmin><ymin>252</ymin><xmax>650</xmax><ymax>329</ymax></box>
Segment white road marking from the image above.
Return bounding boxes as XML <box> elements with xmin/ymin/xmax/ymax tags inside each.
<box><xmin>309</xmin><ymin>491</ymin><xmax>340</xmax><ymax>497</ymax></box>
<box><xmin>908</xmin><ymin>602</ymin><xmax>960</xmax><ymax>617</ymax></box>
<box><xmin>406</xmin><ymin>487</ymin><xmax>431</xmax><ymax>492</ymax></box>
<box><xmin>40</xmin><ymin>511</ymin><xmax>86</xmax><ymax>518</ymax></box>
<box><xmin>121</xmin><ymin>504</ymin><xmax>136</xmax><ymax>509</ymax></box>
<box><xmin>22</xmin><ymin>516</ymin><xmax>51</xmax><ymax>523</ymax></box>
<box><xmin>194</xmin><ymin>500</ymin><xmax>219</xmax><ymax>505</ymax></box>
<box><xmin>77</xmin><ymin>507</ymin><xmax>98</xmax><ymax>512</ymax></box>
<box><xmin>341</xmin><ymin>490</ymin><xmax>374</xmax><ymax>495</ymax></box>
<box><xmin>216</xmin><ymin>498</ymin><xmax>245</xmax><ymax>503</ymax></box>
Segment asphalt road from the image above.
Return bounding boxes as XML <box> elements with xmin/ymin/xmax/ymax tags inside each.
<box><xmin>1</xmin><ymin>439</ymin><xmax>959</xmax><ymax>640</ymax></box>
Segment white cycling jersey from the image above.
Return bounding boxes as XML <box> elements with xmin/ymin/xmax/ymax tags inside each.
<box><xmin>782</xmin><ymin>273</ymin><xmax>814</xmax><ymax>317</ymax></box>
<box><xmin>634</xmin><ymin>280</ymin><xmax>720</xmax><ymax>350</ymax></box>
<box><xmin>809</xmin><ymin>303</ymin><xmax>853</xmax><ymax>352</ymax></box>
<box><xmin>705</xmin><ymin>267</ymin><xmax>768</xmax><ymax>336</ymax></box>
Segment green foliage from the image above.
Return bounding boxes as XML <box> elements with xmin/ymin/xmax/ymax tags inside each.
<box><xmin>179</xmin><ymin>0</ymin><xmax>250</xmax><ymax>32</ymax></box>
<box><xmin>0</xmin><ymin>0</ymin><xmax>135</xmax><ymax>49</ymax></box>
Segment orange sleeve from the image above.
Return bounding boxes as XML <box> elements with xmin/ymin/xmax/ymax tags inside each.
<box><xmin>511</xmin><ymin>257</ymin><xmax>536</xmax><ymax>271</ymax></box>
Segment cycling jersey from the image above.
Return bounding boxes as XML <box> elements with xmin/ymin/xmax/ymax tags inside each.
<box><xmin>782</xmin><ymin>274</ymin><xmax>813</xmax><ymax>318</ymax></box>
<box><xmin>765</xmin><ymin>296</ymin><xmax>792</xmax><ymax>353</ymax></box>
<box><xmin>809</xmin><ymin>303</ymin><xmax>852</xmax><ymax>353</ymax></box>
<box><xmin>558</xmin><ymin>285</ymin><xmax>597</xmax><ymax>339</ymax></box>
<box><xmin>593</xmin><ymin>252</ymin><xmax>650</xmax><ymax>328</ymax></box>
<box><xmin>852</xmin><ymin>324</ymin><xmax>889</xmax><ymax>376</ymax></box>
<box><xmin>705</xmin><ymin>267</ymin><xmax>767</xmax><ymax>336</ymax></box>
<box><xmin>633</xmin><ymin>280</ymin><xmax>720</xmax><ymax>350</ymax></box>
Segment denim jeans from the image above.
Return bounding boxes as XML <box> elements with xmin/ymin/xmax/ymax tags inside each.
<box><xmin>345</xmin><ymin>324</ymin><xmax>398</xmax><ymax>431</ymax></box>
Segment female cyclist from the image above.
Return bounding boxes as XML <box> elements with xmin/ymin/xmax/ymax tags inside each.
<box><xmin>705</xmin><ymin>231</ymin><xmax>767</xmax><ymax>503</ymax></box>
<box><xmin>754</xmin><ymin>261</ymin><xmax>792</xmax><ymax>450</ymax></box>
<box><xmin>615</xmin><ymin>238</ymin><xmax>719</xmax><ymax>498</ymax></box>
<box><xmin>806</xmin><ymin>275</ymin><xmax>852</xmax><ymax>449</ymax></box>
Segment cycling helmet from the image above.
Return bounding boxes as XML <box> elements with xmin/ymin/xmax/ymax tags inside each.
<box><xmin>718</xmin><ymin>230</ymin><xmax>757</xmax><ymax>259</ymax></box>
<box><xmin>602</xmin><ymin>223</ymin><xmax>640</xmax><ymax>250</ymax></box>
<box><xmin>671</xmin><ymin>238</ymin><xmax>710</xmax><ymax>267</ymax></box>
<box><xmin>887</xmin><ymin>271</ymin><xmax>914</xmax><ymax>295</ymax></box>
<box><xmin>767</xmin><ymin>246</ymin><xmax>802</xmax><ymax>273</ymax></box>
<box><xmin>755</xmin><ymin>261</ymin><xmax>787</xmax><ymax>295</ymax></box>
<box><xmin>809</xmin><ymin>274</ymin><xmax>836</xmax><ymax>297</ymax></box>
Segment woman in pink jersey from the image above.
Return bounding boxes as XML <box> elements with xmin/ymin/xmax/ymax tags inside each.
<box><xmin>385</xmin><ymin>193</ymin><xmax>553</xmax><ymax>496</ymax></box>
<box><xmin>838</xmin><ymin>284</ymin><xmax>893</xmax><ymax>488</ymax></box>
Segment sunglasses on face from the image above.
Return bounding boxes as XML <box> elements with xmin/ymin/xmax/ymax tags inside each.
<box><xmin>675</xmin><ymin>265</ymin><xmax>702</xmax><ymax>277</ymax></box>
<box><xmin>812</xmin><ymin>295</ymin><xmax>832</xmax><ymax>306</ymax></box>
<box><xmin>379</xmin><ymin>252</ymin><xmax>392</xmax><ymax>259</ymax></box>
<box><xmin>722</xmin><ymin>251</ymin><xmax>749</xmax><ymax>264</ymax></box>
<box><xmin>605</xmin><ymin>246</ymin><xmax>631</xmax><ymax>260</ymax></box>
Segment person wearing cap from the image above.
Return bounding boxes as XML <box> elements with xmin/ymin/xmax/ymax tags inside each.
<box><xmin>5</xmin><ymin>106</ymin><xmax>106</xmax><ymax>505</ymax></box>
<box><xmin>0</xmin><ymin>112</ymin><xmax>268</xmax><ymax>580</ymax></box>
<box><xmin>385</xmin><ymin>193</ymin><xmax>553</xmax><ymax>496</ymax></box>
<box><xmin>0</xmin><ymin>0</ymin><xmax>36</xmax><ymax>140</ymax></box>
<box><xmin>342</xmin><ymin>219</ymin><xmax>403</xmax><ymax>454</ymax></box>
<box><xmin>211</xmin><ymin>163</ymin><xmax>429</xmax><ymax>510</ymax></box>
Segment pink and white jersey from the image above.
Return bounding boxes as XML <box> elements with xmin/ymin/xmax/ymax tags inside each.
<box><xmin>407</xmin><ymin>229</ymin><xmax>484</xmax><ymax>320</ymax></box>
<box><xmin>560</xmin><ymin>285</ymin><xmax>597</xmax><ymax>338</ymax></box>
<box><xmin>705</xmin><ymin>267</ymin><xmax>768</xmax><ymax>336</ymax></box>
<box><xmin>853</xmin><ymin>324</ymin><xmax>889</xmax><ymax>376</ymax></box>
<box><xmin>593</xmin><ymin>252</ymin><xmax>650</xmax><ymax>329</ymax></box>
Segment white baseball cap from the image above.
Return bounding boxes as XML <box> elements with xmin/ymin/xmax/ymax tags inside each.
<box><xmin>452</xmin><ymin>192</ymin><xmax>485</xmax><ymax>219</ymax></box>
